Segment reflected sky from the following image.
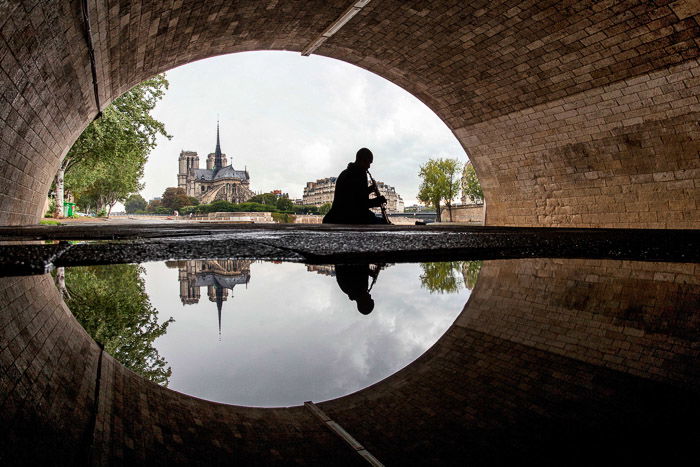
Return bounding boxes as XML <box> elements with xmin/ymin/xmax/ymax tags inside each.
<box><xmin>139</xmin><ymin>261</ymin><xmax>471</xmax><ymax>407</ymax></box>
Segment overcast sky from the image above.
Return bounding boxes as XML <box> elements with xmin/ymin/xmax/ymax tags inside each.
<box><xmin>142</xmin><ymin>51</ymin><xmax>467</xmax><ymax>206</ymax></box>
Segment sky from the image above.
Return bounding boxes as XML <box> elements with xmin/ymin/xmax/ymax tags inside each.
<box><xmin>141</xmin><ymin>51</ymin><xmax>467</xmax><ymax>206</ymax></box>
<box><xmin>144</xmin><ymin>261</ymin><xmax>469</xmax><ymax>407</ymax></box>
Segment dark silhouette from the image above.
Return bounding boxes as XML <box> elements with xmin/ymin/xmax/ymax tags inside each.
<box><xmin>323</xmin><ymin>148</ymin><xmax>388</xmax><ymax>224</ymax></box>
<box><xmin>335</xmin><ymin>263</ymin><xmax>382</xmax><ymax>314</ymax></box>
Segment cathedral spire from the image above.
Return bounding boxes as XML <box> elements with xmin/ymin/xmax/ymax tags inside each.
<box><xmin>214</xmin><ymin>119</ymin><xmax>223</xmax><ymax>170</ymax></box>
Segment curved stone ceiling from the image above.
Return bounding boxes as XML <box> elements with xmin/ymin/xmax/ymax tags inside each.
<box><xmin>0</xmin><ymin>0</ymin><xmax>698</xmax><ymax>226</ymax></box>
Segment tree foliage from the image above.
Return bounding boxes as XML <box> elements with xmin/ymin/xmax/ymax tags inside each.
<box><xmin>461</xmin><ymin>162</ymin><xmax>484</xmax><ymax>204</ymax></box>
<box><xmin>64</xmin><ymin>264</ymin><xmax>173</xmax><ymax>385</ymax></box>
<box><xmin>417</xmin><ymin>158</ymin><xmax>461</xmax><ymax>222</ymax></box>
<box><xmin>419</xmin><ymin>261</ymin><xmax>483</xmax><ymax>294</ymax></box>
<box><xmin>63</xmin><ymin>75</ymin><xmax>171</xmax><ymax>215</ymax></box>
<box><xmin>319</xmin><ymin>203</ymin><xmax>332</xmax><ymax>215</ymax></box>
<box><xmin>124</xmin><ymin>194</ymin><xmax>147</xmax><ymax>213</ymax></box>
<box><xmin>161</xmin><ymin>187</ymin><xmax>190</xmax><ymax>211</ymax></box>
<box><xmin>248</xmin><ymin>193</ymin><xmax>279</xmax><ymax>206</ymax></box>
<box><xmin>146</xmin><ymin>199</ymin><xmax>164</xmax><ymax>213</ymax></box>
<box><xmin>275</xmin><ymin>196</ymin><xmax>294</xmax><ymax>211</ymax></box>
<box><xmin>248</xmin><ymin>193</ymin><xmax>294</xmax><ymax>212</ymax></box>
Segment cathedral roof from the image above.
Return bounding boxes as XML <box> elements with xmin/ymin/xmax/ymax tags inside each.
<box><xmin>193</xmin><ymin>166</ymin><xmax>249</xmax><ymax>181</ymax></box>
<box><xmin>194</xmin><ymin>273</ymin><xmax>250</xmax><ymax>289</ymax></box>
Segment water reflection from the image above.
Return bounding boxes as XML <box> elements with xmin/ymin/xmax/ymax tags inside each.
<box><xmin>420</xmin><ymin>260</ymin><xmax>483</xmax><ymax>293</ymax></box>
<box><xmin>59</xmin><ymin>264</ymin><xmax>173</xmax><ymax>385</ymax></box>
<box><xmin>167</xmin><ymin>259</ymin><xmax>253</xmax><ymax>335</ymax></box>
<box><xmin>4</xmin><ymin>257</ymin><xmax>697</xmax><ymax>464</ymax></box>
<box><xmin>67</xmin><ymin>260</ymin><xmax>476</xmax><ymax>407</ymax></box>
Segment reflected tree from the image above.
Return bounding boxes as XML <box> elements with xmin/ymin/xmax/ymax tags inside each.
<box><xmin>420</xmin><ymin>261</ymin><xmax>483</xmax><ymax>293</ymax></box>
<box><xmin>462</xmin><ymin>261</ymin><xmax>483</xmax><ymax>290</ymax></box>
<box><xmin>64</xmin><ymin>264</ymin><xmax>173</xmax><ymax>385</ymax></box>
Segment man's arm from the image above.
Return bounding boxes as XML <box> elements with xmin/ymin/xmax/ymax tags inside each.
<box><xmin>368</xmin><ymin>195</ymin><xmax>387</xmax><ymax>208</ymax></box>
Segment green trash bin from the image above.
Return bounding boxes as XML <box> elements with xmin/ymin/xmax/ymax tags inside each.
<box><xmin>63</xmin><ymin>202</ymin><xmax>76</xmax><ymax>217</ymax></box>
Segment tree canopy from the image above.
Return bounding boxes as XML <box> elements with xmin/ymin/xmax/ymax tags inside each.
<box><xmin>64</xmin><ymin>264</ymin><xmax>173</xmax><ymax>385</ymax></box>
<box><xmin>62</xmin><ymin>75</ymin><xmax>170</xmax><ymax>215</ymax></box>
<box><xmin>248</xmin><ymin>192</ymin><xmax>294</xmax><ymax>212</ymax></box>
<box><xmin>161</xmin><ymin>187</ymin><xmax>191</xmax><ymax>212</ymax></box>
<box><xmin>461</xmin><ymin>162</ymin><xmax>484</xmax><ymax>204</ymax></box>
<box><xmin>419</xmin><ymin>261</ymin><xmax>483</xmax><ymax>293</ymax></box>
<box><xmin>124</xmin><ymin>194</ymin><xmax>147</xmax><ymax>213</ymax></box>
<box><xmin>417</xmin><ymin>158</ymin><xmax>461</xmax><ymax>222</ymax></box>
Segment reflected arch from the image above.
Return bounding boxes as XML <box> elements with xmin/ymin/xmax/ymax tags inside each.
<box><xmin>1</xmin><ymin>1</ymin><xmax>699</xmax><ymax>226</ymax></box>
<box><xmin>1</xmin><ymin>258</ymin><xmax>698</xmax><ymax>464</ymax></box>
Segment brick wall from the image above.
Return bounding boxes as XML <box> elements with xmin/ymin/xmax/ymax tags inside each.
<box><xmin>1</xmin><ymin>258</ymin><xmax>698</xmax><ymax>463</ymax></box>
<box><xmin>440</xmin><ymin>203</ymin><xmax>485</xmax><ymax>223</ymax></box>
<box><xmin>0</xmin><ymin>1</ymin><xmax>698</xmax><ymax>226</ymax></box>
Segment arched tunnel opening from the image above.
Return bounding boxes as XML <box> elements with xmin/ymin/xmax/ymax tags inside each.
<box><xmin>1</xmin><ymin>1</ymin><xmax>699</xmax><ymax>465</ymax></box>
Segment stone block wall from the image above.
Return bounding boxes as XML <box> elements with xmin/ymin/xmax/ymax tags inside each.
<box><xmin>2</xmin><ymin>258</ymin><xmax>698</xmax><ymax>464</ymax></box>
<box><xmin>0</xmin><ymin>0</ymin><xmax>699</xmax><ymax>227</ymax></box>
<box><xmin>440</xmin><ymin>203</ymin><xmax>485</xmax><ymax>223</ymax></box>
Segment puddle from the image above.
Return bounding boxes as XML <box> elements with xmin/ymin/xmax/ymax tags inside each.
<box><xmin>58</xmin><ymin>260</ymin><xmax>479</xmax><ymax>406</ymax></box>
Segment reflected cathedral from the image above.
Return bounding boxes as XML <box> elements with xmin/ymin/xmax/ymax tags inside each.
<box><xmin>166</xmin><ymin>260</ymin><xmax>253</xmax><ymax>335</ymax></box>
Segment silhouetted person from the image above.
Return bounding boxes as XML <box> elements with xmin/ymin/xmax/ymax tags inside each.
<box><xmin>323</xmin><ymin>148</ymin><xmax>387</xmax><ymax>224</ymax></box>
<box><xmin>335</xmin><ymin>263</ymin><xmax>381</xmax><ymax>315</ymax></box>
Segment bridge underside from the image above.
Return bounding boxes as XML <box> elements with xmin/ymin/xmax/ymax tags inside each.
<box><xmin>1</xmin><ymin>1</ymin><xmax>699</xmax><ymax>465</ymax></box>
<box><xmin>0</xmin><ymin>0</ymin><xmax>698</xmax><ymax>226</ymax></box>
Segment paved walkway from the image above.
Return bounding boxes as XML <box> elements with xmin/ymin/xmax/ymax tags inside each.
<box><xmin>0</xmin><ymin>223</ymin><xmax>698</xmax><ymax>275</ymax></box>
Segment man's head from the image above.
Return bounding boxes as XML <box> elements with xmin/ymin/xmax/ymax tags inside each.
<box><xmin>355</xmin><ymin>292</ymin><xmax>375</xmax><ymax>315</ymax></box>
<box><xmin>355</xmin><ymin>147</ymin><xmax>373</xmax><ymax>170</ymax></box>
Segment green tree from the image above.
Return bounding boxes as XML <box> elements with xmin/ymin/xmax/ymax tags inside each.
<box><xmin>417</xmin><ymin>158</ymin><xmax>461</xmax><ymax>222</ymax></box>
<box><xmin>461</xmin><ymin>162</ymin><xmax>484</xmax><ymax>204</ymax></box>
<box><xmin>56</xmin><ymin>75</ymin><xmax>170</xmax><ymax>218</ymax></box>
<box><xmin>124</xmin><ymin>194</ymin><xmax>147</xmax><ymax>213</ymax></box>
<box><xmin>275</xmin><ymin>195</ymin><xmax>293</xmax><ymax>211</ymax></box>
<box><xmin>419</xmin><ymin>262</ymin><xmax>463</xmax><ymax>294</ymax></box>
<box><xmin>461</xmin><ymin>260</ymin><xmax>483</xmax><ymax>290</ymax></box>
<box><xmin>248</xmin><ymin>193</ymin><xmax>278</xmax><ymax>206</ymax></box>
<box><xmin>319</xmin><ymin>203</ymin><xmax>332</xmax><ymax>215</ymax></box>
<box><xmin>146</xmin><ymin>199</ymin><xmax>163</xmax><ymax>212</ymax></box>
<box><xmin>161</xmin><ymin>187</ymin><xmax>190</xmax><ymax>211</ymax></box>
<box><xmin>64</xmin><ymin>264</ymin><xmax>173</xmax><ymax>385</ymax></box>
<box><xmin>419</xmin><ymin>261</ymin><xmax>483</xmax><ymax>293</ymax></box>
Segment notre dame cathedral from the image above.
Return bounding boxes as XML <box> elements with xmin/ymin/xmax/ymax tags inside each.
<box><xmin>177</xmin><ymin>123</ymin><xmax>254</xmax><ymax>204</ymax></box>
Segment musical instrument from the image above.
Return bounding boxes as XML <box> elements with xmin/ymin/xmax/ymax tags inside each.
<box><xmin>367</xmin><ymin>170</ymin><xmax>391</xmax><ymax>224</ymax></box>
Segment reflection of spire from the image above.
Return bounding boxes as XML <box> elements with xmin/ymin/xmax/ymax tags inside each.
<box><xmin>216</xmin><ymin>284</ymin><xmax>224</xmax><ymax>340</ymax></box>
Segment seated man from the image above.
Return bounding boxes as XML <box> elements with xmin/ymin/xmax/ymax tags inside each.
<box><xmin>322</xmin><ymin>148</ymin><xmax>387</xmax><ymax>224</ymax></box>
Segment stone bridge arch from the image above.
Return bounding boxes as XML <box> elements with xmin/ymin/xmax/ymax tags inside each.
<box><xmin>1</xmin><ymin>0</ymin><xmax>698</xmax><ymax>226</ymax></box>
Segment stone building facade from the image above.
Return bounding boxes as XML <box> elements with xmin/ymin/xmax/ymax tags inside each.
<box><xmin>177</xmin><ymin>124</ymin><xmax>254</xmax><ymax>204</ymax></box>
<box><xmin>303</xmin><ymin>177</ymin><xmax>404</xmax><ymax>213</ymax></box>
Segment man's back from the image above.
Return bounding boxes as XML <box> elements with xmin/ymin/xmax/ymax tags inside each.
<box><xmin>322</xmin><ymin>148</ymin><xmax>385</xmax><ymax>224</ymax></box>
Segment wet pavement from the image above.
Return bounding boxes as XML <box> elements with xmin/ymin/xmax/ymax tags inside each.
<box><xmin>0</xmin><ymin>224</ymin><xmax>699</xmax><ymax>275</ymax></box>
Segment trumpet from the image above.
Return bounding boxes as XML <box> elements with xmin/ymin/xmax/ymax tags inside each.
<box><xmin>367</xmin><ymin>170</ymin><xmax>391</xmax><ymax>225</ymax></box>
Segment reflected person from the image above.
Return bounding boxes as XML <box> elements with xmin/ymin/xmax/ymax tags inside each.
<box><xmin>323</xmin><ymin>148</ymin><xmax>387</xmax><ymax>224</ymax></box>
<box><xmin>335</xmin><ymin>263</ymin><xmax>382</xmax><ymax>314</ymax></box>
